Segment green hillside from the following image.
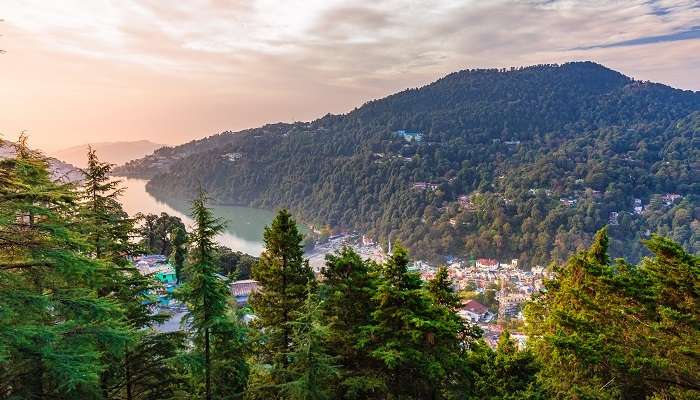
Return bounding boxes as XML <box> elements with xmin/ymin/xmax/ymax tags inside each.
<box><xmin>116</xmin><ymin>62</ymin><xmax>700</xmax><ymax>265</ymax></box>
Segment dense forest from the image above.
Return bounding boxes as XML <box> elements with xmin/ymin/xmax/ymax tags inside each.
<box><xmin>116</xmin><ymin>62</ymin><xmax>700</xmax><ymax>266</ymax></box>
<box><xmin>2</xmin><ymin>142</ymin><xmax>698</xmax><ymax>399</ymax></box>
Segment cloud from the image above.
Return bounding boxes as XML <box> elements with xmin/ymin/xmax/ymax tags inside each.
<box><xmin>0</xmin><ymin>0</ymin><xmax>698</xmax><ymax>150</ymax></box>
<box><xmin>4</xmin><ymin>0</ymin><xmax>699</xmax><ymax>79</ymax></box>
<box><xmin>574</xmin><ymin>25</ymin><xmax>700</xmax><ymax>49</ymax></box>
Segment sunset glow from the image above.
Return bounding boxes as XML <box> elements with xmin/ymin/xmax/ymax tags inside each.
<box><xmin>2</xmin><ymin>0</ymin><xmax>699</xmax><ymax>150</ymax></box>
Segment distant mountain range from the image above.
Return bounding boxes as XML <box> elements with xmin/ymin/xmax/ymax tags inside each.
<box><xmin>1</xmin><ymin>140</ymin><xmax>83</xmax><ymax>183</ymax></box>
<box><xmin>116</xmin><ymin>62</ymin><xmax>700</xmax><ymax>265</ymax></box>
<box><xmin>52</xmin><ymin>140</ymin><xmax>164</xmax><ymax>168</ymax></box>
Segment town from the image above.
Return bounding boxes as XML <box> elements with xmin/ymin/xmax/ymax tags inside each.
<box><xmin>138</xmin><ymin>231</ymin><xmax>550</xmax><ymax>349</ymax></box>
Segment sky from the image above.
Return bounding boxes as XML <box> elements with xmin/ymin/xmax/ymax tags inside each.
<box><xmin>1</xmin><ymin>0</ymin><xmax>699</xmax><ymax>151</ymax></box>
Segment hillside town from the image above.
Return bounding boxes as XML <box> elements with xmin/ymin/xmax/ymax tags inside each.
<box><xmin>135</xmin><ymin>231</ymin><xmax>549</xmax><ymax>348</ymax></box>
<box><xmin>298</xmin><ymin>233</ymin><xmax>549</xmax><ymax>348</ymax></box>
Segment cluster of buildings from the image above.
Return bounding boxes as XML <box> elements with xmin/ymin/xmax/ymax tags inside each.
<box><xmin>417</xmin><ymin>256</ymin><xmax>548</xmax><ymax>324</ymax></box>
<box><xmin>610</xmin><ymin>193</ymin><xmax>684</xmax><ymax>225</ymax></box>
<box><xmin>457</xmin><ymin>194</ymin><xmax>478</xmax><ymax>211</ymax></box>
<box><xmin>412</xmin><ymin>182</ymin><xmax>440</xmax><ymax>191</ymax></box>
<box><xmin>133</xmin><ymin>254</ymin><xmax>262</xmax><ymax>332</ymax></box>
<box><xmin>395</xmin><ymin>129</ymin><xmax>424</xmax><ymax>142</ymax></box>
<box><xmin>222</xmin><ymin>152</ymin><xmax>244</xmax><ymax>162</ymax></box>
<box><xmin>133</xmin><ymin>255</ymin><xmax>178</xmax><ymax>307</ymax></box>
<box><xmin>135</xmin><ymin>241</ymin><xmax>547</xmax><ymax>348</ymax></box>
<box><xmin>416</xmin><ymin>258</ymin><xmax>549</xmax><ymax>349</ymax></box>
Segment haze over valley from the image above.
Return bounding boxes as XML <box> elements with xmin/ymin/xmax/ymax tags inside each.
<box><xmin>52</xmin><ymin>140</ymin><xmax>165</xmax><ymax>168</ymax></box>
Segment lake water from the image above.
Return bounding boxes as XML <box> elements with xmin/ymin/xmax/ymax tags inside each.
<box><xmin>117</xmin><ymin>177</ymin><xmax>275</xmax><ymax>256</ymax></box>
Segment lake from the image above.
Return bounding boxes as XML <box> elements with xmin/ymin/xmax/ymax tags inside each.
<box><xmin>117</xmin><ymin>177</ymin><xmax>275</xmax><ymax>256</ymax></box>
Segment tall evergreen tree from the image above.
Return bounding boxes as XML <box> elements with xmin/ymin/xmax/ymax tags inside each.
<box><xmin>281</xmin><ymin>290</ymin><xmax>339</xmax><ymax>400</ymax></box>
<box><xmin>360</xmin><ymin>245</ymin><xmax>462</xmax><ymax>399</ymax></box>
<box><xmin>250</xmin><ymin>209</ymin><xmax>315</xmax><ymax>392</ymax></box>
<box><xmin>175</xmin><ymin>191</ymin><xmax>247</xmax><ymax>400</ymax></box>
<box><xmin>427</xmin><ymin>266</ymin><xmax>461</xmax><ymax>311</ymax></box>
<box><xmin>426</xmin><ymin>266</ymin><xmax>480</xmax><ymax>399</ymax></box>
<box><xmin>107</xmin><ymin>332</ymin><xmax>188</xmax><ymax>400</ymax></box>
<box><xmin>0</xmin><ymin>136</ymin><xmax>129</xmax><ymax>398</ymax></box>
<box><xmin>320</xmin><ymin>247</ymin><xmax>382</xmax><ymax>399</ymax></box>
<box><xmin>79</xmin><ymin>148</ymin><xmax>184</xmax><ymax>399</ymax></box>
<box><xmin>466</xmin><ymin>331</ymin><xmax>543</xmax><ymax>400</ymax></box>
<box><xmin>79</xmin><ymin>147</ymin><xmax>133</xmax><ymax>263</ymax></box>
<box><xmin>170</xmin><ymin>225</ymin><xmax>187</xmax><ymax>284</ymax></box>
<box><xmin>526</xmin><ymin>227</ymin><xmax>700</xmax><ymax>399</ymax></box>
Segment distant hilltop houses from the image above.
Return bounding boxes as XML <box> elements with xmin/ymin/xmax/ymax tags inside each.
<box><xmin>222</xmin><ymin>152</ymin><xmax>244</xmax><ymax>162</ymax></box>
<box><xmin>395</xmin><ymin>129</ymin><xmax>424</xmax><ymax>142</ymax></box>
<box><xmin>412</xmin><ymin>182</ymin><xmax>440</xmax><ymax>191</ymax></box>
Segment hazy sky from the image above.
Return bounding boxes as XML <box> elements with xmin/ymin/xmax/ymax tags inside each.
<box><xmin>1</xmin><ymin>0</ymin><xmax>699</xmax><ymax>151</ymax></box>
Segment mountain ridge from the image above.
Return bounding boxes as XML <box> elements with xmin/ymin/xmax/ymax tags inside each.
<box><xmin>115</xmin><ymin>61</ymin><xmax>700</xmax><ymax>264</ymax></box>
<box><xmin>53</xmin><ymin>140</ymin><xmax>165</xmax><ymax>168</ymax></box>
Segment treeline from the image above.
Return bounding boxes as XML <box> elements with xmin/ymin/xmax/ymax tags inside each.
<box><xmin>125</xmin><ymin>62</ymin><xmax>699</xmax><ymax>265</ymax></box>
<box><xmin>2</xmin><ymin>141</ymin><xmax>698</xmax><ymax>399</ymax></box>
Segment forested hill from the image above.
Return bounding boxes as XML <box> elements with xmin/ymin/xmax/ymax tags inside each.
<box><xmin>116</xmin><ymin>62</ymin><xmax>700</xmax><ymax>265</ymax></box>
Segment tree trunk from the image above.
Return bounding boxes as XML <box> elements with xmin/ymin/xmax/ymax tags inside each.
<box><xmin>205</xmin><ymin>327</ymin><xmax>211</xmax><ymax>400</ymax></box>
<box><xmin>281</xmin><ymin>254</ymin><xmax>289</xmax><ymax>368</ymax></box>
<box><xmin>125</xmin><ymin>345</ymin><xmax>133</xmax><ymax>400</ymax></box>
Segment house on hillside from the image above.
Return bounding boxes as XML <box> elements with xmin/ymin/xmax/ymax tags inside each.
<box><xmin>230</xmin><ymin>279</ymin><xmax>259</xmax><ymax>305</ymax></box>
<box><xmin>609</xmin><ymin>211</ymin><xmax>619</xmax><ymax>226</ymax></box>
<box><xmin>412</xmin><ymin>182</ymin><xmax>439</xmax><ymax>191</ymax></box>
<box><xmin>222</xmin><ymin>152</ymin><xmax>243</xmax><ymax>162</ymax></box>
<box><xmin>459</xmin><ymin>299</ymin><xmax>492</xmax><ymax>323</ymax></box>
<box><xmin>458</xmin><ymin>194</ymin><xmax>478</xmax><ymax>211</ymax></box>
<box><xmin>634</xmin><ymin>198</ymin><xmax>643</xmax><ymax>214</ymax></box>
<box><xmin>133</xmin><ymin>255</ymin><xmax>177</xmax><ymax>305</ymax></box>
<box><xmin>395</xmin><ymin>130</ymin><xmax>424</xmax><ymax>142</ymax></box>
<box><xmin>661</xmin><ymin>193</ymin><xmax>682</xmax><ymax>206</ymax></box>
<box><xmin>476</xmin><ymin>258</ymin><xmax>499</xmax><ymax>270</ymax></box>
<box><xmin>559</xmin><ymin>198</ymin><xmax>577</xmax><ymax>207</ymax></box>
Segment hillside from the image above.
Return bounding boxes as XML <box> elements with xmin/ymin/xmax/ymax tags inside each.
<box><xmin>116</xmin><ymin>62</ymin><xmax>700</xmax><ymax>265</ymax></box>
<box><xmin>53</xmin><ymin>140</ymin><xmax>164</xmax><ymax>168</ymax></box>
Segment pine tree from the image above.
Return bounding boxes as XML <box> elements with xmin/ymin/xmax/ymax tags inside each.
<box><xmin>79</xmin><ymin>147</ymin><xmax>184</xmax><ymax>400</ymax></box>
<box><xmin>0</xmin><ymin>136</ymin><xmax>129</xmax><ymax>398</ymax></box>
<box><xmin>320</xmin><ymin>247</ymin><xmax>382</xmax><ymax>398</ymax></box>
<box><xmin>170</xmin><ymin>225</ymin><xmax>187</xmax><ymax>284</ymax></box>
<box><xmin>210</xmin><ymin>310</ymin><xmax>250</xmax><ymax>400</ymax></box>
<box><xmin>427</xmin><ymin>266</ymin><xmax>461</xmax><ymax>311</ymax></box>
<box><xmin>526</xmin><ymin>227</ymin><xmax>700</xmax><ymax>399</ymax></box>
<box><xmin>175</xmin><ymin>191</ymin><xmax>246</xmax><ymax>400</ymax></box>
<box><xmin>426</xmin><ymin>266</ymin><xmax>480</xmax><ymax>399</ymax></box>
<box><xmin>360</xmin><ymin>245</ymin><xmax>459</xmax><ymax>399</ymax></box>
<box><xmin>79</xmin><ymin>147</ymin><xmax>133</xmax><ymax>264</ymax></box>
<box><xmin>466</xmin><ymin>331</ymin><xmax>543</xmax><ymax>400</ymax></box>
<box><xmin>281</xmin><ymin>290</ymin><xmax>339</xmax><ymax>400</ymax></box>
<box><xmin>110</xmin><ymin>332</ymin><xmax>189</xmax><ymax>400</ymax></box>
<box><xmin>250</xmin><ymin>209</ymin><xmax>314</xmax><ymax>391</ymax></box>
